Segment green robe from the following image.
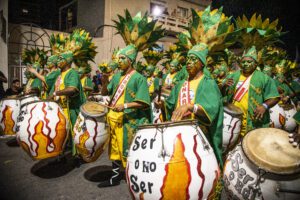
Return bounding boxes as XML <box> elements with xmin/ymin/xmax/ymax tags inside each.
<box><xmin>165</xmin><ymin>75</ymin><xmax>224</xmax><ymax>168</ymax></box>
<box><xmin>45</xmin><ymin>69</ymin><xmax>60</xmax><ymax>95</ymax></box>
<box><xmin>293</xmin><ymin>111</ymin><xmax>300</xmax><ymax>124</ymax></box>
<box><xmin>29</xmin><ymin>78</ymin><xmax>42</xmax><ymax>91</ymax></box>
<box><xmin>163</xmin><ymin>66</ymin><xmax>188</xmax><ymax>86</ymax></box>
<box><xmin>50</xmin><ymin>68</ymin><xmax>86</xmax><ymax>127</ymax></box>
<box><xmin>224</xmin><ymin>70</ymin><xmax>280</xmax><ymax>132</ymax></box>
<box><xmin>108</xmin><ymin>71</ymin><xmax>151</xmax><ymax>157</ymax></box>
<box><xmin>274</xmin><ymin>79</ymin><xmax>292</xmax><ymax>96</ymax></box>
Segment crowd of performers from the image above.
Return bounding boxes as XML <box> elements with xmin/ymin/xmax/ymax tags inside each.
<box><xmin>1</xmin><ymin>6</ymin><xmax>300</xmax><ymax>200</ymax></box>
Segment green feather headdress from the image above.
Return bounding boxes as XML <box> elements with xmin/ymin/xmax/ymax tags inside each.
<box><xmin>113</xmin><ymin>9</ymin><xmax>165</xmax><ymax>51</ymax></box>
<box><xmin>177</xmin><ymin>6</ymin><xmax>239</xmax><ymax>54</ymax></box>
<box><xmin>22</xmin><ymin>48</ymin><xmax>48</xmax><ymax>68</ymax></box>
<box><xmin>63</xmin><ymin>29</ymin><xmax>97</xmax><ymax>66</ymax></box>
<box><xmin>236</xmin><ymin>13</ymin><xmax>284</xmax><ymax>51</ymax></box>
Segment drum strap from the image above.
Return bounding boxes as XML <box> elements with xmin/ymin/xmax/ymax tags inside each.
<box><xmin>234</xmin><ymin>74</ymin><xmax>252</xmax><ymax>102</ymax></box>
<box><xmin>110</xmin><ymin>70</ymin><xmax>135</xmax><ymax>107</ymax></box>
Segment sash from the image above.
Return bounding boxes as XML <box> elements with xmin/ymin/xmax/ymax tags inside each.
<box><xmin>110</xmin><ymin>70</ymin><xmax>135</xmax><ymax>106</ymax></box>
<box><xmin>179</xmin><ymin>81</ymin><xmax>192</xmax><ymax>117</ymax></box>
<box><xmin>234</xmin><ymin>74</ymin><xmax>252</xmax><ymax>102</ymax></box>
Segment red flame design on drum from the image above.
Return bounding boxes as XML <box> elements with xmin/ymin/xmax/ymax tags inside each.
<box><xmin>160</xmin><ymin>134</ymin><xmax>191</xmax><ymax>200</ymax></box>
<box><xmin>42</xmin><ymin>103</ymin><xmax>55</xmax><ymax>151</ymax></box>
<box><xmin>1</xmin><ymin>105</ymin><xmax>15</xmax><ymax>135</ymax></box>
<box><xmin>279</xmin><ymin>114</ymin><xmax>285</xmax><ymax>126</ymax></box>
<box><xmin>226</xmin><ymin>120</ymin><xmax>239</xmax><ymax>151</ymax></box>
<box><xmin>193</xmin><ymin>134</ymin><xmax>205</xmax><ymax>199</ymax></box>
<box><xmin>27</xmin><ymin>105</ymin><xmax>37</xmax><ymax>153</ymax></box>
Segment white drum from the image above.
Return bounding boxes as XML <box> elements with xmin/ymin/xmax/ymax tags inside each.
<box><xmin>0</xmin><ymin>97</ymin><xmax>20</xmax><ymax>135</ymax></box>
<box><xmin>126</xmin><ymin>120</ymin><xmax>220</xmax><ymax>199</ymax></box>
<box><xmin>223</xmin><ymin>128</ymin><xmax>300</xmax><ymax>200</ymax></box>
<box><xmin>16</xmin><ymin>100</ymin><xmax>69</xmax><ymax>160</ymax></box>
<box><xmin>269</xmin><ymin>104</ymin><xmax>286</xmax><ymax>129</ymax></box>
<box><xmin>222</xmin><ymin>104</ymin><xmax>243</xmax><ymax>153</ymax></box>
<box><xmin>281</xmin><ymin>104</ymin><xmax>297</xmax><ymax>132</ymax></box>
<box><xmin>74</xmin><ymin>101</ymin><xmax>109</xmax><ymax>162</ymax></box>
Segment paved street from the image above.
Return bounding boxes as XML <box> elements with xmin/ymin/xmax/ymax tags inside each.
<box><xmin>0</xmin><ymin>136</ymin><xmax>131</xmax><ymax>200</ymax></box>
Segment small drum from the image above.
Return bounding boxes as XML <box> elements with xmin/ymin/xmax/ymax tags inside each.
<box><xmin>16</xmin><ymin>101</ymin><xmax>69</xmax><ymax>160</ymax></box>
<box><xmin>282</xmin><ymin>104</ymin><xmax>297</xmax><ymax>132</ymax></box>
<box><xmin>223</xmin><ymin>128</ymin><xmax>300</xmax><ymax>200</ymax></box>
<box><xmin>0</xmin><ymin>97</ymin><xmax>20</xmax><ymax>135</ymax></box>
<box><xmin>126</xmin><ymin>120</ymin><xmax>220</xmax><ymax>199</ymax></box>
<box><xmin>269</xmin><ymin>104</ymin><xmax>286</xmax><ymax>129</ymax></box>
<box><xmin>74</xmin><ymin>101</ymin><xmax>109</xmax><ymax>162</ymax></box>
<box><xmin>222</xmin><ymin>104</ymin><xmax>243</xmax><ymax>153</ymax></box>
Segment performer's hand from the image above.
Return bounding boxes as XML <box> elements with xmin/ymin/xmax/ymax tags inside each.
<box><xmin>288</xmin><ymin>132</ymin><xmax>300</xmax><ymax>149</ymax></box>
<box><xmin>171</xmin><ymin>104</ymin><xmax>192</xmax><ymax>122</ymax></box>
<box><xmin>282</xmin><ymin>96</ymin><xmax>290</xmax><ymax>104</ymax></box>
<box><xmin>223</xmin><ymin>78</ymin><xmax>234</xmax><ymax>87</ymax></box>
<box><xmin>254</xmin><ymin>105</ymin><xmax>266</xmax><ymax>120</ymax></box>
<box><xmin>154</xmin><ymin>100</ymin><xmax>163</xmax><ymax>109</ymax></box>
<box><xmin>27</xmin><ymin>66</ymin><xmax>35</xmax><ymax>73</ymax></box>
<box><xmin>113</xmin><ymin>104</ymin><xmax>125</xmax><ymax>112</ymax></box>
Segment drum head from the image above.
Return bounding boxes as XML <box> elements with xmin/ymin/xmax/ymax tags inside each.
<box><xmin>224</xmin><ymin>104</ymin><xmax>243</xmax><ymax>117</ymax></box>
<box><xmin>242</xmin><ymin>128</ymin><xmax>300</xmax><ymax>175</ymax></box>
<box><xmin>80</xmin><ymin>101</ymin><xmax>107</xmax><ymax>118</ymax></box>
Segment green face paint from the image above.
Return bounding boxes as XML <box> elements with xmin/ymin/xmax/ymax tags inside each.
<box><xmin>241</xmin><ymin>57</ymin><xmax>256</xmax><ymax>74</ymax></box>
<box><xmin>118</xmin><ymin>54</ymin><xmax>131</xmax><ymax>72</ymax></box>
<box><xmin>186</xmin><ymin>54</ymin><xmax>202</xmax><ymax>77</ymax></box>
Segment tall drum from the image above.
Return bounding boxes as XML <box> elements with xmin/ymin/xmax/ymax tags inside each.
<box><xmin>222</xmin><ymin>104</ymin><xmax>243</xmax><ymax>153</ymax></box>
<box><xmin>0</xmin><ymin>96</ymin><xmax>20</xmax><ymax>135</ymax></box>
<box><xmin>16</xmin><ymin>101</ymin><xmax>69</xmax><ymax>160</ymax></box>
<box><xmin>269</xmin><ymin>104</ymin><xmax>286</xmax><ymax>129</ymax></box>
<box><xmin>74</xmin><ymin>101</ymin><xmax>109</xmax><ymax>162</ymax></box>
<box><xmin>223</xmin><ymin>128</ymin><xmax>300</xmax><ymax>200</ymax></box>
<box><xmin>126</xmin><ymin>120</ymin><xmax>220</xmax><ymax>200</ymax></box>
<box><xmin>281</xmin><ymin>104</ymin><xmax>297</xmax><ymax>132</ymax></box>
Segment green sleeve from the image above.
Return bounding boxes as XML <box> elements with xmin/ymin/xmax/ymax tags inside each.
<box><xmin>45</xmin><ymin>70</ymin><xmax>60</xmax><ymax>93</ymax></box>
<box><xmin>85</xmin><ymin>77</ymin><xmax>93</xmax><ymax>89</ymax></box>
<box><xmin>164</xmin><ymin>81</ymin><xmax>183</xmax><ymax>120</ymax></box>
<box><xmin>293</xmin><ymin>111</ymin><xmax>300</xmax><ymax>124</ymax></box>
<box><xmin>291</xmin><ymin>81</ymin><xmax>300</xmax><ymax>93</ymax></box>
<box><xmin>133</xmin><ymin>75</ymin><xmax>151</xmax><ymax>106</ymax></box>
<box><xmin>263</xmin><ymin>76</ymin><xmax>280</xmax><ymax>100</ymax></box>
<box><xmin>65</xmin><ymin>70</ymin><xmax>80</xmax><ymax>91</ymax></box>
<box><xmin>31</xmin><ymin>78</ymin><xmax>42</xmax><ymax>91</ymax></box>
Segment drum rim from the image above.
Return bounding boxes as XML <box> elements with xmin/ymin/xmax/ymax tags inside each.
<box><xmin>137</xmin><ymin>119</ymin><xmax>199</xmax><ymax>129</ymax></box>
<box><xmin>20</xmin><ymin>100</ymin><xmax>58</xmax><ymax>109</ymax></box>
<box><xmin>224</xmin><ymin>104</ymin><xmax>243</xmax><ymax>117</ymax></box>
<box><xmin>19</xmin><ymin>94</ymin><xmax>39</xmax><ymax>100</ymax></box>
<box><xmin>241</xmin><ymin>128</ymin><xmax>300</xmax><ymax>175</ymax></box>
<box><xmin>1</xmin><ymin>97</ymin><xmax>19</xmax><ymax>101</ymax></box>
<box><xmin>80</xmin><ymin>101</ymin><xmax>107</xmax><ymax>118</ymax></box>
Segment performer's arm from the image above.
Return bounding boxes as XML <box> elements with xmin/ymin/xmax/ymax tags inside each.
<box><xmin>100</xmin><ymin>74</ymin><xmax>109</xmax><ymax>95</ymax></box>
<box><xmin>171</xmin><ymin>103</ymin><xmax>209</xmax><ymax>122</ymax></box>
<box><xmin>27</xmin><ymin>67</ymin><xmax>46</xmax><ymax>85</ymax></box>
<box><xmin>113</xmin><ymin>101</ymin><xmax>148</xmax><ymax>112</ymax></box>
<box><xmin>254</xmin><ymin>97</ymin><xmax>280</xmax><ymax>120</ymax></box>
<box><xmin>54</xmin><ymin>87</ymin><xmax>78</xmax><ymax>97</ymax></box>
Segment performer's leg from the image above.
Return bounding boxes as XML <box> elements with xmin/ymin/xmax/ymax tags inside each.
<box><xmin>98</xmin><ymin>160</ymin><xmax>122</xmax><ymax>187</ymax></box>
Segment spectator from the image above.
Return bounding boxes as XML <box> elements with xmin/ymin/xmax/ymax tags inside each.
<box><xmin>5</xmin><ymin>79</ymin><xmax>22</xmax><ymax>96</ymax></box>
<box><xmin>92</xmin><ymin>75</ymin><xmax>99</xmax><ymax>93</ymax></box>
<box><xmin>0</xmin><ymin>70</ymin><xmax>8</xmax><ymax>100</ymax></box>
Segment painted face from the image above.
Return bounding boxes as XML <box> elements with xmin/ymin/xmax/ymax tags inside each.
<box><xmin>57</xmin><ymin>55</ymin><xmax>68</xmax><ymax>69</ymax></box>
<box><xmin>117</xmin><ymin>54</ymin><xmax>131</xmax><ymax>71</ymax></box>
<box><xmin>241</xmin><ymin>57</ymin><xmax>257</xmax><ymax>74</ymax></box>
<box><xmin>144</xmin><ymin>65</ymin><xmax>155</xmax><ymax>78</ymax></box>
<box><xmin>186</xmin><ymin>54</ymin><xmax>203</xmax><ymax>77</ymax></box>
<box><xmin>170</xmin><ymin>60</ymin><xmax>180</xmax><ymax>74</ymax></box>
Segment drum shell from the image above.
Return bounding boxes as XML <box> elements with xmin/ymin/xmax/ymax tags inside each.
<box><xmin>73</xmin><ymin>112</ymin><xmax>108</xmax><ymax>162</ymax></box>
<box><xmin>223</xmin><ymin>145</ymin><xmax>300</xmax><ymax>200</ymax></box>
<box><xmin>16</xmin><ymin>101</ymin><xmax>68</xmax><ymax>160</ymax></box>
<box><xmin>20</xmin><ymin>95</ymin><xmax>39</xmax><ymax>107</ymax></box>
<box><xmin>0</xmin><ymin>99</ymin><xmax>20</xmax><ymax>135</ymax></box>
<box><xmin>283</xmin><ymin>107</ymin><xmax>297</xmax><ymax>132</ymax></box>
<box><xmin>222</xmin><ymin>111</ymin><xmax>242</xmax><ymax>153</ymax></box>
<box><xmin>126</xmin><ymin>122</ymin><xmax>220</xmax><ymax>199</ymax></box>
<box><xmin>269</xmin><ymin>104</ymin><xmax>286</xmax><ymax>129</ymax></box>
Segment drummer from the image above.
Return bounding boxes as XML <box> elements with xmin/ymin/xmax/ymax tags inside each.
<box><xmin>99</xmin><ymin>44</ymin><xmax>151</xmax><ymax>187</ymax></box>
<box><xmin>48</xmin><ymin>51</ymin><xmax>86</xmax><ymax>156</ymax></box>
<box><xmin>24</xmin><ymin>62</ymin><xmax>43</xmax><ymax>96</ymax></box>
<box><xmin>78</xmin><ymin>63</ymin><xmax>93</xmax><ymax>99</ymax></box>
<box><xmin>27</xmin><ymin>55</ymin><xmax>61</xmax><ymax>98</ymax></box>
<box><xmin>156</xmin><ymin>43</ymin><xmax>224</xmax><ymax>168</ymax></box>
<box><xmin>222</xmin><ymin>46</ymin><xmax>280</xmax><ymax>136</ymax></box>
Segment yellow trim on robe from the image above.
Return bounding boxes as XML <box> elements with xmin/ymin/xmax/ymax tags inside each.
<box><xmin>147</xmin><ymin>77</ymin><xmax>155</xmax><ymax>95</ymax></box>
<box><xmin>107</xmin><ymin>75</ymin><xmax>127</xmax><ymax>166</ymax></box>
<box><xmin>233</xmin><ymin>74</ymin><xmax>249</xmax><ymax>136</ymax></box>
<box><xmin>165</xmin><ymin>72</ymin><xmax>177</xmax><ymax>86</ymax></box>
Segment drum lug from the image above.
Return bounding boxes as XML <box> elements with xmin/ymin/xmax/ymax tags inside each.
<box><xmin>276</xmin><ymin>183</ymin><xmax>300</xmax><ymax>194</ymax></box>
<box><xmin>194</xmin><ymin>124</ymin><xmax>210</xmax><ymax>151</ymax></box>
<box><xmin>157</xmin><ymin>127</ymin><xmax>170</xmax><ymax>161</ymax></box>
